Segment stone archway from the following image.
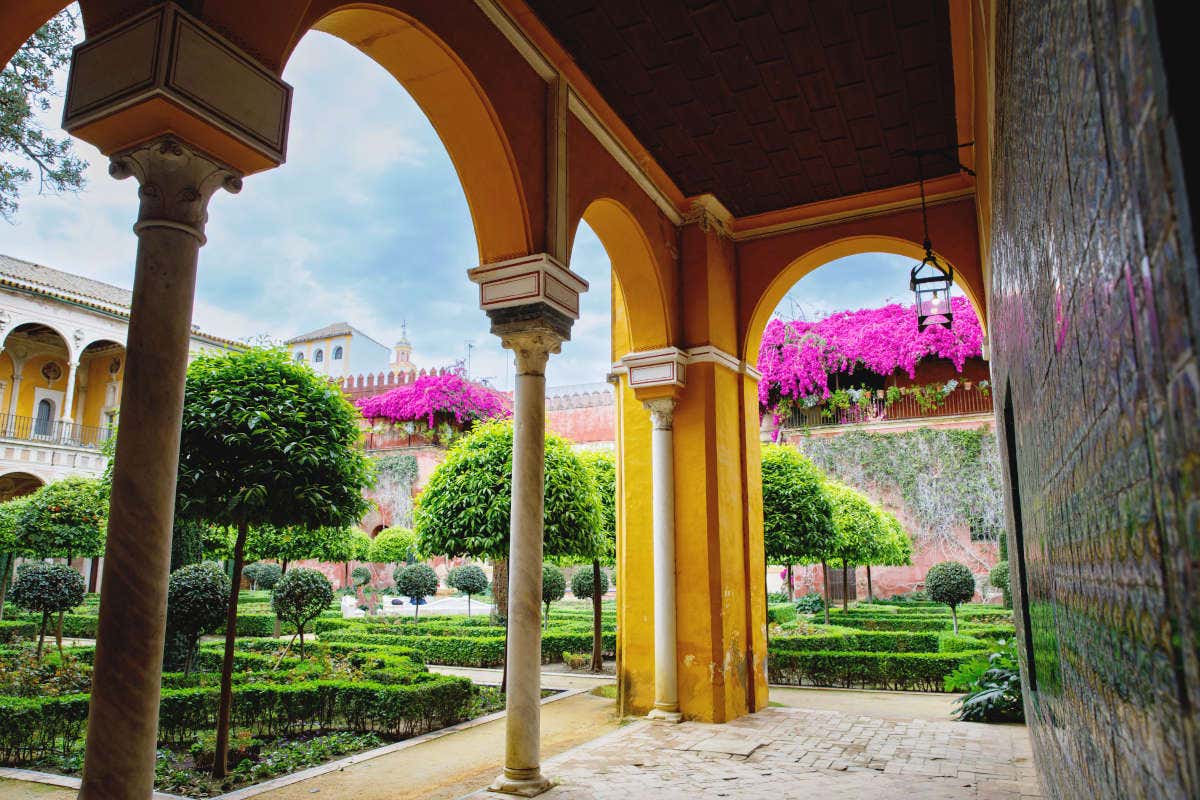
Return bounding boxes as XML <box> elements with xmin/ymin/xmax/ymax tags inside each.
<box><xmin>0</xmin><ymin>470</ymin><xmax>45</xmax><ymax>502</ymax></box>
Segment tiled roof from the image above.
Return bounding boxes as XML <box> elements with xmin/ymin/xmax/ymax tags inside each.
<box><xmin>0</xmin><ymin>254</ymin><xmax>132</xmax><ymax>311</ymax></box>
<box><xmin>285</xmin><ymin>322</ymin><xmax>354</xmax><ymax>344</ymax></box>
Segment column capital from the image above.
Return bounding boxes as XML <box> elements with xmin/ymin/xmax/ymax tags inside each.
<box><xmin>498</xmin><ymin>321</ymin><xmax>566</xmax><ymax>375</ymax></box>
<box><xmin>110</xmin><ymin>138</ymin><xmax>242</xmax><ymax>244</ymax></box>
<box><xmin>644</xmin><ymin>397</ymin><xmax>677</xmax><ymax>430</ymax></box>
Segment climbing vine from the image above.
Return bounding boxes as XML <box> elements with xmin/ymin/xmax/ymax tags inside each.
<box><xmin>373</xmin><ymin>454</ymin><xmax>418</xmax><ymax>529</ymax></box>
<box><xmin>793</xmin><ymin>427</ymin><xmax>1003</xmax><ymax>569</ymax></box>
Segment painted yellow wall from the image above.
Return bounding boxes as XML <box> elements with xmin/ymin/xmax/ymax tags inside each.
<box><xmin>80</xmin><ymin>354</ymin><xmax>123</xmax><ymax>429</ymax></box>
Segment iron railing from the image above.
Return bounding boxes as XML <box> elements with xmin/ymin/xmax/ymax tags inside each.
<box><xmin>781</xmin><ymin>384</ymin><xmax>994</xmax><ymax>430</ymax></box>
<box><xmin>0</xmin><ymin>414</ymin><xmax>113</xmax><ymax>449</ymax></box>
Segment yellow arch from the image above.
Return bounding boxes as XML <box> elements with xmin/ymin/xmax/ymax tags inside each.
<box><xmin>305</xmin><ymin>6</ymin><xmax>532</xmax><ymax>265</ymax></box>
<box><xmin>743</xmin><ymin>235</ymin><xmax>988</xmax><ymax>363</ymax></box>
<box><xmin>574</xmin><ymin>198</ymin><xmax>671</xmax><ymax>352</ymax></box>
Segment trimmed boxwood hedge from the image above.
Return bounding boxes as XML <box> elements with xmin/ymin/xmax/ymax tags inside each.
<box><xmin>0</xmin><ymin>620</ymin><xmax>36</xmax><ymax>643</ymax></box>
<box><xmin>768</xmin><ymin>649</ymin><xmax>986</xmax><ymax>691</ymax></box>
<box><xmin>767</xmin><ymin>604</ymin><xmax>798</xmax><ymax>625</ymax></box>
<box><xmin>770</xmin><ymin>630</ymin><xmax>941</xmax><ymax>653</ymax></box>
<box><xmin>320</xmin><ymin>628</ymin><xmax>617</xmax><ymax>667</ymax></box>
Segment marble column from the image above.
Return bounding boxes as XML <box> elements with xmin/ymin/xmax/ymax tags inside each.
<box><xmin>60</xmin><ymin>360</ymin><xmax>79</xmax><ymax>437</ymax></box>
<box><xmin>5</xmin><ymin>367</ymin><xmax>22</xmax><ymax>435</ymax></box>
<box><xmin>79</xmin><ymin>138</ymin><xmax>240</xmax><ymax>800</ymax></box>
<box><xmin>645</xmin><ymin>398</ymin><xmax>682</xmax><ymax>722</ymax></box>
<box><xmin>490</xmin><ymin>322</ymin><xmax>563</xmax><ymax>797</ymax></box>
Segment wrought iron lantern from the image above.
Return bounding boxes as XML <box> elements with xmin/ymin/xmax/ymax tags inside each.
<box><xmin>910</xmin><ymin>244</ymin><xmax>953</xmax><ymax>331</ymax></box>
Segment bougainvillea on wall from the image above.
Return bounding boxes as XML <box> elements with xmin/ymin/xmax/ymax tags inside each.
<box><xmin>758</xmin><ymin>296</ymin><xmax>983</xmax><ymax>411</ymax></box>
<box><xmin>357</xmin><ymin>373</ymin><xmax>510</xmax><ymax>428</ymax></box>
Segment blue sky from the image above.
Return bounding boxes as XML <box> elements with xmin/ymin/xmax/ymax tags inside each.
<box><xmin>2</xmin><ymin>24</ymin><xmax>940</xmax><ymax>388</ymax></box>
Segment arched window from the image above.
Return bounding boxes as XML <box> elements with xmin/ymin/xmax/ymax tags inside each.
<box><xmin>294</xmin><ymin>351</ymin><xmax>305</xmax><ymax>362</ymax></box>
<box><xmin>34</xmin><ymin>399</ymin><xmax>54</xmax><ymax>436</ymax></box>
<box><xmin>333</xmin><ymin>346</ymin><xmax>344</xmax><ymax>361</ymax></box>
<box><xmin>314</xmin><ymin>349</ymin><xmax>324</xmax><ymax>363</ymax></box>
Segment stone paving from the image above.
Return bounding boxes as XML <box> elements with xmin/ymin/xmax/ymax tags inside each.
<box><xmin>470</xmin><ymin>704</ymin><xmax>1041</xmax><ymax>800</ymax></box>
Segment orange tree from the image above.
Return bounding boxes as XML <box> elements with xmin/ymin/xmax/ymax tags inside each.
<box><xmin>576</xmin><ymin>450</ymin><xmax>614</xmax><ymax>671</ymax></box>
<box><xmin>175</xmin><ymin>347</ymin><xmax>372</xmax><ymax>778</ymax></box>
<box><xmin>761</xmin><ymin>445</ymin><xmax>834</xmax><ymax>620</ymax></box>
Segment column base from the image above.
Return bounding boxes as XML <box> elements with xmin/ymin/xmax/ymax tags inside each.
<box><xmin>647</xmin><ymin>706</ymin><xmax>683</xmax><ymax>724</ymax></box>
<box><xmin>489</xmin><ymin>771</ymin><xmax>554</xmax><ymax>797</ymax></box>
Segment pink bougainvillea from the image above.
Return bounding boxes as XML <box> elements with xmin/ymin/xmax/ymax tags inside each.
<box><xmin>357</xmin><ymin>372</ymin><xmax>510</xmax><ymax>428</ymax></box>
<box><xmin>757</xmin><ymin>296</ymin><xmax>983</xmax><ymax>410</ymax></box>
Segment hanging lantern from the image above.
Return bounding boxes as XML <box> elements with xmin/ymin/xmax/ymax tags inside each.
<box><xmin>910</xmin><ymin>243</ymin><xmax>953</xmax><ymax>331</ymax></box>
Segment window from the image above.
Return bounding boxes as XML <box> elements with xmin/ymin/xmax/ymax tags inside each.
<box><xmin>314</xmin><ymin>349</ymin><xmax>324</xmax><ymax>363</ymax></box>
<box><xmin>294</xmin><ymin>351</ymin><xmax>305</xmax><ymax>362</ymax></box>
<box><xmin>34</xmin><ymin>399</ymin><xmax>54</xmax><ymax>436</ymax></box>
<box><xmin>333</xmin><ymin>346</ymin><xmax>344</xmax><ymax>361</ymax></box>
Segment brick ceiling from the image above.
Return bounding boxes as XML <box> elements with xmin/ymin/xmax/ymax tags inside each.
<box><xmin>525</xmin><ymin>0</ymin><xmax>959</xmax><ymax>217</ymax></box>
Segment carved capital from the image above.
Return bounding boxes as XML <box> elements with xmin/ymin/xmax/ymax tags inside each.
<box><xmin>110</xmin><ymin>138</ymin><xmax>242</xmax><ymax>244</ymax></box>
<box><xmin>500</xmin><ymin>325</ymin><xmax>565</xmax><ymax>376</ymax></box>
<box><xmin>644</xmin><ymin>398</ymin><xmax>676</xmax><ymax>430</ymax></box>
<box><xmin>681</xmin><ymin>194</ymin><xmax>733</xmax><ymax>240</ymax></box>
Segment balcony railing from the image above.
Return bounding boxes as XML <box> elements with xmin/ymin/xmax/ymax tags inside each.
<box><xmin>361</xmin><ymin>428</ymin><xmax>430</xmax><ymax>451</ymax></box>
<box><xmin>0</xmin><ymin>414</ymin><xmax>114</xmax><ymax>449</ymax></box>
<box><xmin>781</xmin><ymin>384</ymin><xmax>994</xmax><ymax>430</ymax></box>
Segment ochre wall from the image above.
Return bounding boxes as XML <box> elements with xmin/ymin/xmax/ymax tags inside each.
<box><xmin>990</xmin><ymin>2</ymin><xmax>1199</xmax><ymax>797</ymax></box>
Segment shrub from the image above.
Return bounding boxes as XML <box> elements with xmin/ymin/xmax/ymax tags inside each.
<box><xmin>925</xmin><ymin>561</ymin><xmax>976</xmax><ymax>633</ymax></box>
<box><xmin>9</xmin><ymin>563</ymin><xmax>85</xmax><ymax>660</ymax></box>
<box><xmin>766</xmin><ymin>591</ymin><xmax>789</xmax><ymax>604</ymax></box>
<box><xmin>167</xmin><ymin>563</ymin><xmax>231</xmax><ymax>674</ymax></box>
<box><xmin>767</xmin><ymin>603</ymin><xmax>797</xmax><ymax>626</ymax></box>
<box><xmin>768</xmin><ymin>648</ymin><xmax>985</xmax><ymax>691</ymax></box>
<box><xmin>272</xmin><ymin>568</ymin><xmax>334</xmax><ymax>656</ymax></box>
<box><xmin>394</xmin><ymin>564</ymin><xmax>438</xmax><ymax>619</ymax></box>
<box><xmin>542</xmin><ymin>564</ymin><xmax>566</xmax><ymax>627</ymax></box>
<box><xmin>369</xmin><ymin>527</ymin><xmax>419</xmax><ymax>565</ymax></box>
<box><xmin>946</xmin><ymin>639</ymin><xmax>1024</xmax><ymax>722</ymax></box>
<box><xmin>243</xmin><ymin>562</ymin><xmax>282</xmax><ymax>591</ymax></box>
<box><xmin>989</xmin><ymin>561</ymin><xmax>1011</xmax><ymax>609</ymax></box>
<box><xmin>446</xmin><ymin>565</ymin><xmax>488</xmax><ymax>618</ymax></box>
<box><xmin>795</xmin><ymin>592</ymin><xmax>826</xmax><ymax>615</ymax></box>
<box><xmin>0</xmin><ymin>619</ymin><xmax>36</xmax><ymax>643</ymax></box>
<box><xmin>351</xmin><ymin>566</ymin><xmax>373</xmax><ymax>587</ymax></box>
<box><xmin>570</xmin><ymin>566</ymin><xmax>609</xmax><ymax>601</ymax></box>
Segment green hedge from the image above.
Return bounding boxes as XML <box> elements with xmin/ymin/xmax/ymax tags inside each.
<box><xmin>767</xmin><ymin>604</ymin><xmax>798</xmax><ymax>625</ymax></box>
<box><xmin>321</xmin><ymin>628</ymin><xmax>616</xmax><ymax>667</ymax></box>
<box><xmin>937</xmin><ymin>633</ymin><xmax>988</xmax><ymax>652</ymax></box>
<box><xmin>770</xmin><ymin>630</ymin><xmax>939</xmax><ymax>653</ymax></box>
<box><xmin>767</xmin><ymin>649</ymin><xmax>986</xmax><ymax>691</ymax></box>
<box><xmin>0</xmin><ymin>620</ymin><xmax>36</xmax><ymax>643</ymax></box>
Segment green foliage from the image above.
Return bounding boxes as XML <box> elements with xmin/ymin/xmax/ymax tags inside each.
<box><xmin>570</xmin><ymin>567</ymin><xmax>609</xmax><ymax>600</ymax></box>
<box><xmin>10</xmin><ymin>564</ymin><xmax>84</xmax><ymax>617</ymax></box>
<box><xmin>369</xmin><ymin>527</ymin><xmax>419</xmax><ymax>564</ymax></box>
<box><xmin>767</xmin><ymin>603</ymin><xmax>798</xmax><ymax>625</ymax></box>
<box><xmin>946</xmin><ymin>639</ymin><xmax>1024</xmax><ymax>722</ymax></box>
<box><xmin>271</xmin><ymin>568</ymin><xmax>334</xmax><ymax>652</ymax></box>
<box><xmin>243</xmin><ymin>562</ymin><xmax>282</xmax><ymax>591</ymax></box>
<box><xmin>824</xmin><ymin>481</ymin><xmax>883</xmax><ymax>570</ymax></box>
<box><xmin>176</xmin><ymin>348</ymin><xmax>373</xmax><ymax>530</ymax></box>
<box><xmin>18</xmin><ymin>478</ymin><xmax>107</xmax><ymax>558</ymax></box>
<box><xmin>170</xmin><ymin>520</ymin><xmax>207</xmax><ymax>572</ymax></box>
<box><xmin>0</xmin><ymin>9</ymin><xmax>87</xmax><ymax>220</ymax></box>
<box><xmin>796</xmin><ymin>427</ymin><xmax>1003</xmax><ymax>545</ymax></box>
<box><xmin>795</xmin><ymin>592</ymin><xmax>826</xmax><ymax>614</ymax></box>
<box><xmin>375</xmin><ymin>454</ymin><xmax>419</xmax><ymax>488</ymax></box>
<box><xmin>0</xmin><ymin>497</ymin><xmax>31</xmax><ymax>556</ymax></box>
<box><xmin>542</xmin><ymin>563</ymin><xmax>566</xmax><ymax>606</ymax></box>
<box><xmin>247</xmin><ymin>524</ymin><xmax>362</xmax><ymax>567</ymax></box>
<box><xmin>167</xmin><ymin>563</ymin><xmax>230</xmax><ymax>674</ymax></box>
<box><xmin>447</xmin><ymin>564</ymin><xmax>488</xmax><ymax>597</ymax></box>
<box><xmin>578</xmin><ymin>450</ymin><xmax>615</xmax><ymax>563</ymax></box>
<box><xmin>989</xmin><ymin>561</ymin><xmax>1011</xmax><ymax>608</ymax></box>
<box><xmin>0</xmin><ymin>619</ymin><xmax>36</xmax><ymax>643</ymax></box>
<box><xmin>768</xmin><ymin>649</ymin><xmax>985</xmax><ymax>691</ymax></box>
<box><xmin>414</xmin><ymin>421</ymin><xmax>603</xmax><ymax>562</ymax></box>
<box><xmin>926</xmin><ymin>562</ymin><xmax>976</xmax><ymax>610</ymax></box>
<box><xmin>394</xmin><ymin>564</ymin><xmax>438</xmax><ymax>608</ymax></box>
<box><xmin>351</xmin><ymin>566</ymin><xmax>372</xmax><ymax>587</ymax></box>
<box><xmin>761</xmin><ymin>445</ymin><xmax>835</xmax><ymax>566</ymax></box>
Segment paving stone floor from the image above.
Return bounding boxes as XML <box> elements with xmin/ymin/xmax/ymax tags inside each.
<box><xmin>470</xmin><ymin>704</ymin><xmax>1041</xmax><ymax>800</ymax></box>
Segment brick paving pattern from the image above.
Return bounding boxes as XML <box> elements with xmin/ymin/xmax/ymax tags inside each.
<box><xmin>472</xmin><ymin>706</ymin><xmax>1041</xmax><ymax>800</ymax></box>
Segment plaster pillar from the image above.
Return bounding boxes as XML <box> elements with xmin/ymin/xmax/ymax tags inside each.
<box><xmin>79</xmin><ymin>138</ymin><xmax>240</xmax><ymax>800</ymax></box>
<box><xmin>6</xmin><ymin>367</ymin><xmax>22</xmax><ymax>435</ymax></box>
<box><xmin>60</xmin><ymin>360</ymin><xmax>79</xmax><ymax>433</ymax></box>
<box><xmin>646</xmin><ymin>398</ymin><xmax>681</xmax><ymax>722</ymax></box>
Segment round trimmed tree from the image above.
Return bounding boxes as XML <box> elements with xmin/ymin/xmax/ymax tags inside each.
<box><xmin>395</xmin><ymin>563</ymin><xmax>438</xmax><ymax>618</ymax></box>
<box><xmin>369</xmin><ymin>526</ymin><xmax>418</xmax><ymax>566</ymax></box>
<box><xmin>447</xmin><ymin>564</ymin><xmax>488</xmax><ymax>618</ymax></box>
<box><xmin>542</xmin><ymin>564</ymin><xmax>566</xmax><ymax>628</ymax></box>
<box><xmin>243</xmin><ymin>562</ymin><xmax>282</xmax><ymax>591</ymax></box>
<box><xmin>761</xmin><ymin>445</ymin><xmax>834</xmax><ymax>613</ymax></box>
<box><xmin>166</xmin><ymin>562</ymin><xmax>230</xmax><ymax>674</ymax></box>
<box><xmin>824</xmin><ymin>481</ymin><xmax>886</xmax><ymax>611</ymax></box>
<box><xmin>989</xmin><ymin>561</ymin><xmax>1011</xmax><ymax>609</ymax></box>
<box><xmin>10</xmin><ymin>562</ymin><xmax>85</xmax><ymax>660</ymax></box>
<box><xmin>18</xmin><ymin>476</ymin><xmax>107</xmax><ymax>562</ymax></box>
<box><xmin>176</xmin><ymin>347</ymin><xmax>372</xmax><ymax>777</ymax></box>
<box><xmin>571</xmin><ymin>567</ymin><xmax>609</xmax><ymax>603</ymax></box>
<box><xmin>351</xmin><ymin>565</ymin><xmax>373</xmax><ymax>588</ymax></box>
<box><xmin>0</xmin><ymin>496</ymin><xmax>32</xmax><ymax>622</ymax></box>
<box><xmin>926</xmin><ymin>561</ymin><xmax>976</xmax><ymax>633</ymax></box>
<box><xmin>271</xmin><ymin>567</ymin><xmax>333</xmax><ymax>657</ymax></box>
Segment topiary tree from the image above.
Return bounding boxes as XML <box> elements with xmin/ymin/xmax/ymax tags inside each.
<box><xmin>824</xmin><ymin>481</ymin><xmax>885</xmax><ymax>612</ymax></box>
<box><xmin>176</xmin><ymin>347</ymin><xmax>372</xmax><ymax>777</ymax></box>
<box><xmin>10</xmin><ymin>562</ymin><xmax>85</xmax><ymax>660</ymax></box>
<box><xmin>577</xmin><ymin>450</ymin><xmax>615</xmax><ymax>671</ymax></box>
<box><xmin>989</xmin><ymin>561</ymin><xmax>1011</xmax><ymax>609</ymax></box>
<box><xmin>351</xmin><ymin>565</ymin><xmax>373</xmax><ymax>588</ymax></box>
<box><xmin>0</xmin><ymin>496</ymin><xmax>32</xmax><ymax>622</ymax></box>
<box><xmin>243</xmin><ymin>562</ymin><xmax>282</xmax><ymax>591</ymax></box>
<box><xmin>271</xmin><ymin>567</ymin><xmax>333</xmax><ymax>657</ymax></box>
<box><xmin>926</xmin><ymin>561</ymin><xmax>976</xmax><ymax>633</ymax></box>
<box><xmin>570</xmin><ymin>567</ymin><xmax>609</xmax><ymax>602</ymax></box>
<box><xmin>395</xmin><ymin>563</ymin><xmax>438</xmax><ymax>618</ymax></box>
<box><xmin>166</xmin><ymin>562</ymin><xmax>230</xmax><ymax>674</ymax></box>
<box><xmin>447</xmin><ymin>564</ymin><xmax>488</xmax><ymax>618</ymax></box>
<box><xmin>18</xmin><ymin>476</ymin><xmax>107</xmax><ymax>563</ymax></box>
<box><xmin>542</xmin><ymin>564</ymin><xmax>566</xmax><ymax>628</ymax></box>
<box><xmin>369</xmin><ymin>526</ymin><xmax>419</xmax><ymax>567</ymax></box>
<box><xmin>761</xmin><ymin>445</ymin><xmax>835</xmax><ymax>615</ymax></box>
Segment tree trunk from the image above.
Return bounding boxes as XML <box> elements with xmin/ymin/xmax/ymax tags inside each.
<box><xmin>785</xmin><ymin>563</ymin><xmax>794</xmax><ymax>600</ymax></box>
<box><xmin>841</xmin><ymin>563</ymin><xmax>849</xmax><ymax>611</ymax></box>
<box><xmin>298</xmin><ymin>627</ymin><xmax>305</xmax><ymax>659</ymax></box>
<box><xmin>590</xmin><ymin>559</ymin><xmax>603</xmax><ymax>672</ymax></box>
<box><xmin>55</xmin><ymin>610</ymin><xmax>65</xmax><ymax>657</ymax></box>
<box><xmin>866</xmin><ymin>565</ymin><xmax>873</xmax><ymax>603</ymax></box>
<box><xmin>213</xmin><ymin>520</ymin><xmax>249</xmax><ymax>779</ymax></box>
<box><xmin>492</xmin><ymin>558</ymin><xmax>508</xmax><ymax>623</ymax></box>
<box><xmin>544</xmin><ymin>602</ymin><xmax>550</xmax><ymax>629</ymax></box>
<box><xmin>467</xmin><ymin>593</ymin><xmax>472</xmax><ymax>618</ymax></box>
<box><xmin>0</xmin><ymin>553</ymin><xmax>11</xmax><ymax>622</ymax></box>
<box><xmin>37</xmin><ymin>610</ymin><xmax>48</xmax><ymax>661</ymax></box>
<box><xmin>88</xmin><ymin>557</ymin><xmax>100</xmax><ymax>593</ymax></box>
<box><xmin>273</xmin><ymin>560</ymin><xmax>288</xmax><ymax>637</ymax></box>
<box><xmin>821</xmin><ymin>561</ymin><xmax>830</xmax><ymax>625</ymax></box>
<box><xmin>951</xmin><ymin>606</ymin><xmax>959</xmax><ymax>635</ymax></box>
